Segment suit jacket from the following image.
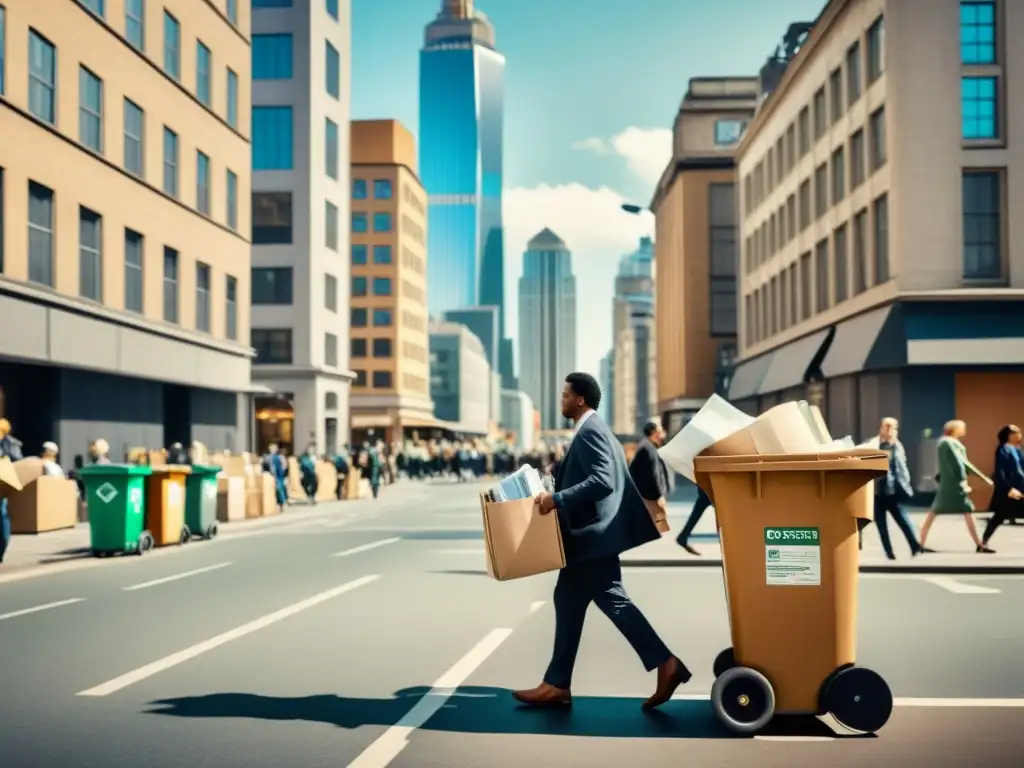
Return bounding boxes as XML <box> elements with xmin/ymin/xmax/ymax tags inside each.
<box><xmin>629</xmin><ymin>438</ymin><xmax>669</xmax><ymax>501</ymax></box>
<box><xmin>553</xmin><ymin>412</ymin><xmax>660</xmax><ymax>565</ymax></box>
<box><xmin>932</xmin><ymin>436</ymin><xmax>973</xmax><ymax>513</ymax></box>
<box><xmin>991</xmin><ymin>443</ymin><xmax>1024</xmax><ymax>514</ymax></box>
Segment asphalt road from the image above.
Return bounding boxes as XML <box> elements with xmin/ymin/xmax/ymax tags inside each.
<box><xmin>2</xmin><ymin>479</ymin><xmax>1023</xmax><ymax>768</ymax></box>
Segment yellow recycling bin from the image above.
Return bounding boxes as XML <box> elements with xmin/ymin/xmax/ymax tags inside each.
<box><xmin>694</xmin><ymin>449</ymin><xmax>892</xmax><ymax>735</ymax></box>
<box><xmin>144</xmin><ymin>465</ymin><xmax>192</xmax><ymax>547</ymax></box>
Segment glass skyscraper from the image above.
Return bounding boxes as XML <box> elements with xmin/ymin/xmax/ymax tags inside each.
<box><xmin>420</xmin><ymin>0</ymin><xmax>515</xmax><ymax>387</ymax></box>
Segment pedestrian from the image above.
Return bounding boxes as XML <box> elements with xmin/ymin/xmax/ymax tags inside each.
<box><xmin>41</xmin><ymin>442</ymin><xmax>65</xmax><ymax>478</ymax></box>
<box><xmin>871</xmin><ymin>417</ymin><xmax>923</xmax><ymax>560</ymax></box>
<box><xmin>333</xmin><ymin>449</ymin><xmax>350</xmax><ymax>500</ymax></box>
<box><xmin>265</xmin><ymin>443</ymin><xmax>288</xmax><ymax>512</ymax></box>
<box><xmin>628</xmin><ymin>420</ymin><xmax>671</xmax><ymax>533</ymax></box>
<box><xmin>299</xmin><ymin>444</ymin><xmax>319</xmax><ymax>504</ymax></box>
<box><xmin>516</xmin><ymin>372</ymin><xmax>691</xmax><ymax>710</ymax></box>
<box><xmin>675</xmin><ymin>486</ymin><xmax>712</xmax><ymax>557</ymax></box>
<box><xmin>919</xmin><ymin>419</ymin><xmax>991</xmax><ymax>553</ymax></box>
<box><xmin>0</xmin><ymin>419</ymin><xmax>23</xmax><ymax>461</ymax></box>
<box><xmin>980</xmin><ymin>424</ymin><xmax>1024</xmax><ymax>551</ymax></box>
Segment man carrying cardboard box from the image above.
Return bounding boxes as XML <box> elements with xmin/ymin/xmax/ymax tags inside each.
<box><xmin>514</xmin><ymin>373</ymin><xmax>692</xmax><ymax>710</ymax></box>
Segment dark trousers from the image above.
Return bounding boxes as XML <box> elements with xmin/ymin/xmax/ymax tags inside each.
<box><xmin>874</xmin><ymin>494</ymin><xmax>921</xmax><ymax>556</ymax></box>
<box><xmin>983</xmin><ymin>498</ymin><xmax>1023</xmax><ymax>543</ymax></box>
<box><xmin>676</xmin><ymin>489</ymin><xmax>712</xmax><ymax>546</ymax></box>
<box><xmin>0</xmin><ymin>498</ymin><xmax>9</xmax><ymax>563</ymax></box>
<box><xmin>543</xmin><ymin>556</ymin><xmax>672</xmax><ymax>690</ymax></box>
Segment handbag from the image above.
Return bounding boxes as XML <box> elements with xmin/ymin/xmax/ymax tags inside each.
<box><xmin>642</xmin><ymin>497</ymin><xmax>671</xmax><ymax>534</ymax></box>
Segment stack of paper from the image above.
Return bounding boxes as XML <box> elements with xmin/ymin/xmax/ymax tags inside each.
<box><xmin>485</xmin><ymin>464</ymin><xmax>545</xmax><ymax>503</ymax></box>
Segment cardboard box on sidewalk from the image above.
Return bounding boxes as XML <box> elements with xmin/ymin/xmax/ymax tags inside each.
<box><xmin>480</xmin><ymin>495</ymin><xmax>566</xmax><ymax>581</ymax></box>
<box><xmin>217</xmin><ymin>475</ymin><xmax>245</xmax><ymax>523</ymax></box>
<box><xmin>4</xmin><ymin>458</ymin><xmax>78</xmax><ymax>534</ymax></box>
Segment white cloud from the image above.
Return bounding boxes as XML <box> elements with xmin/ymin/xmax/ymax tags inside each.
<box><xmin>502</xmin><ymin>183</ymin><xmax>654</xmax><ymax>384</ymax></box>
<box><xmin>570</xmin><ymin>137</ymin><xmax>610</xmax><ymax>155</ymax></box>
<box><xmin>609</xmin><ymin>126</ymin><xmax>673</xmax><ymax>188</ymax></box>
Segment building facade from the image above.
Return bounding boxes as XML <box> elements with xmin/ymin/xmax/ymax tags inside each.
<box><xmin>428</xmin><ymin>320</ymin><xmax>491</xmax><ymax>435</ymax></box>
<box><xmin>0</xmin><ymin>0</ymin><xmax>253</xmax><ymax>466</ymax></box>
<box><xmin>500</xmin><ymin>388</ymin><xmax>535</xmax><ymax>451</ymax></box>
<box><xmin>611</xmin><ymin>236</ymin><xmax>657</xmax><ymax>435</ymax></box>
<box><xmin>651</xmin><ymin>76</ymin><xmax>757</xmax><ymax>437</ymax></box>
<box><xmin>348</xmin><ymin>119</ymin><xmax>433</xmax><ymax>445</ymax></box>
<box><xmin>598</xmin><ymin>349</ymin><xmax>614</xmax><ymax>424</ymax></box>
<box><xmin>518</xmin><ymin>228</ymin><xmax>576</xmax><ymax>431</ymax></box>
<box><xmin>249</xmin><ymin>0</ymin><xmax>352</xmax><ymax>456</ymax></box>
<box><xmin>731</xmin><ymin>0</ymin><xmax>1024</xmax><ymax>502</ymax></box>
<box><xmin>419</xmin><ymin>0</ymin><xmax>515</xmax><ymax>387</ymax></box>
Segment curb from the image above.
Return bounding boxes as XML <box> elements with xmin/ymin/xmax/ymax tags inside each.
<box><xmin>622</xmin><ymin>559</ymin><xmax>1024</xmax><ymax>575</ymax></box>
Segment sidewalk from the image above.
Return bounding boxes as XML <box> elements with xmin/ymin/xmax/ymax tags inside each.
<box><xmin>623</xmin><ymin>493</ymin><xmax>1024</xmax><ymax>574</ymax></box>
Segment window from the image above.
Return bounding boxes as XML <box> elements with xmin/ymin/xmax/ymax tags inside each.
<box><xmin>326</xmin><ymin>41</ymin><xmax>340</xmax><ymax>98</ymax></box>
<box><xmin>325</xmin><ymin>201</ymin><xmax>338</xmax><ymax>249</ymax></box>
<box><xmin>325</xmin><ymin>333</ymin><xmax>338</xmax><ymax>367</ymax></box>
<box><xmin>352</xmin><ymin>276</ymin><xmax>367</xmax><ymax>296</ymax></box>
<box><xmin>708</xmin><ymin>183</ymin><xmax>736</xmax><ymax>337</ymax></box>
<box><xmin>850</xmin><ymin>130</ymin><xmax>865</xmax><ymax>188</ymax></box>
<box><xmin>961</xmin><ymin>1</ymin><xmax>996</xmax><ymax>64</ymax></box>
<box><xmin>351</xmin><ymin>338</ymin><xmax>366</xmax><ymax>357</ymax></box>
<box><xmin>78</xmin><ymin>207</ymin><xmax>102</xmax><ymax>301</ymax></box>
<box><xmin>163</xmin><ymin>246</ymin><xmax>179</xmax><ymax>323</ymax></box>
<box><xmin>829</xmin><ymin>67</ymin><xmax>843</xmax><ymax>124</ymax></box>
<box><xmin>869</xmin><ymin>107</ymin><xmax>887</xmax><ymax>169</ymax></box>
<box><xmin>325</xmin><ymin>118</ymin><xmax>338</xmax><ymax>178</ymax></box>
<box><xmin>372</xmin><ymin>338</ymin><xmax>392</xmax><ymax>358</ymax></box>
<box><xmin>373</xmin><ymin>308</ymin><xmax>392</xmax><ymax>326</ymax></box>
<box><xmin>326</xmin><ymin>0</ymin><xmax>339</xmax><ymax>20</ymax></box>
<box><xmin>195</xmin><ymin>262</ymin><xmax>211</xmax><ymax>333</ymax></box>
<box><xmin>372</xmin><ymin>277</ymin><xmax>392</xmax><ymax>296</ymax></box>
<box><xmin>252</xmin><ymin>192</ymin><xmax>292</xmax><ymax>244</ymax></box>
<box><xmin>351</xmin><ymin>308</ymin><xmax>367</xmax><ymax>327</ymax></box>
<box><xmin>814</xmin><ymin>239</ymin><xmax>829</xmax><ymax>313</ymax></box>
<box><xmin>372</xmin><ymin>245</ymin><xmax>392</xmax><ymax>264</ymax></box>
<box><xmin>353</xmin><ymin>179</ymin><xmax>367</xmax><ymax>199</ymax></box>
<box><xmin>163</xmin><ymin>12</ymin><xmax>180</xmax><ymax>80</ymax></box>
<box><xmin>373</xmin><ymin>212</ymin><xmax>392</xmax><ymax>232</ymax></box>
<box><xmin>351</xmin><ymin>244</ymin><xmax>367</xmax><ymax>264</ymax></box>
<box><xmin>798</xmin><ymin>180</ymin><xmax>811</xmax><ymax>230</ymax></box>
<box><xmin>768</xmin><ymin>276</ymin><xmax>778</xmax><ymax>336</ymax></box>
<box><xmin>785</xmin><ymin>125</ymin><xmax>796</xmax><ymax>172</ymax></box>
<box><xmin>714</xmin><ymin>119</ymin><xmax>746</xmax><ymax>147</ymax></box>
<box><xmin>831</xmin><ymin>146</ymin><xmax>845</xmax><ymax>205</ymax></box>
<box><xmin>225</xmin><ymin>276</ymin><xmax>237</xmax><ymax>340</ymax></box>
<box><xmin>353</xmin><ymin>370</ymin><xmax>367</xmax><ymax>387</ymax></box>
<box><xmin>813</xmin><ymin>163</ymin><xmax>827</xmax><ymax>218</ymax></box>
<box><xmin>124</xmin><ymin>229</ymin><xmax>144</xmax><ymax>312</ymax></box>
<box><xmin>372</xmin><ymin>371</ymin><xmax>392</xmax><ymax>389</ymax></box>
<box><xmin>125</xmin><ymin>0</ymin><xmax>145</xmax><ymax>50</ymax></box>
<box><xmin>226</xmin><ymin>170</ymin><xmax>238</xmax><ymax>230</ymax></box>
<box><xmin>226</xmin><ymin>69</ymin><xmax>238</xmax><ymax>129</ymax></box>
<box><xmin>853</xmin><ymin>209</ymin><xmax>868</xmax><ymax>294</ymax></box>
<box><xmin>812</xmin><ymin>86</ymin><xmax>826</xmax><ymax>140</ymax></box>
<box><xmin>253</xmin><ymin>106</ymin><xmax>293</xmax><ymax>170</ymax></box>
<box><xmin>251</xmin><ymin>267</ymin><xmax>293</xmax><ymax>304</ymax></box>
<box><xmin>80</xmin><ymin>0</ymin><xmax>104</xmax><ymax>16</ymax></box>
<box><xmin>28</xmin><ymin>31</ymin><xmax>56</xmax><ymax>125</ymax></box>
<box><xmin>797</xmin><ymin>106</ymin><xmax>810</xmax><ymax>156</ymax></box>
<box><xmin>867</xmin><ymin>15</ymin><xmax>885</xmax><ymax>82</ymax></box>
<box><xmin>799</xmin><ymin>251</ymin><xmax>812</xmax><ymax>321</ymax></box>
<box><xmin>0</xmin><ymin>7</ymin><xmax>5</xmax><ymax>96</ymax></box>
<box><xmin>374</xmin><ymin>179</ymin><xmax>392</xmax><ymax>199</ymax></box>
<box><xmin>252</xmin><ymin>34</ymin><xmax>293</xmax><ymax>80</ymax></box>
<box><xmin>833</xmin><ymin>224</ymin><xmax>849</xmax><ymax>304</ymax></box>
<box><xmin>961</xmin><ymin>77</ymin><xmax>998</xmax><ymax>140</ymax></box>
<box><xmin>28</xmin><ymin>181</ymin><xmax>54</xmax><ymax>287</ymax></box>
<box><xmin>324</xmin><ymin>274</ymin><xmax>337</xmax><ymax>311</ymax></box>
<box><xmin>196</xmin><ymin>151</ymin><xmax>210</xmax><ymax>215</ymax></box>
<box><xmin>254</xmin><ymin>0</ymin><xmax>293</xmax><ymax>5</ymax></box>
<box><xmin>79</xmin><ymin>67</ymin><xmax>103</xmax><ymax>153</ymax></box>
<box><xmin>962</xmin><ymin>171</ymin><xmax>1001</xmax><ymax>279</ymax></box>
<box><xmin>352</xmin><ymin>212</ymin><xmax>368</xmax><ymax>233</ymax></box>
<box><xmin>123</xmin><ymin>99</ymin><xmax>144</xmax><ymax>176</ymax></box>
<box><xmin>873</xmin><ymin>194</ymin><xmax>889</xmax><ymax>284</ymax></box>
<box><xmin>162</xmin><ymin>127</ymin><xmax>178</xmax><ymax>196</ymax></box>
<box><xmin>196</xmin><ymin>42</ymin><xmax>211</xmax><ymax>106</ymax></box>
<box><xmin>846</xmin><ymin>43</ymin><xmax>861</xmax><ymax>106</ymax></box>
<box><xmin>252</xmin><ymin>329</ymin><xmax>293</xmax><ymax>364</ymax></box>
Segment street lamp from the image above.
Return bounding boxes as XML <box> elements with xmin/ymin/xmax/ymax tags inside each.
<box><xmin>621</xmin><ymin>203</ymin><xmax>644</xmax><ymax>215</ymax></box>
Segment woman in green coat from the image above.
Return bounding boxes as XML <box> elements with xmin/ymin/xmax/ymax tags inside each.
<box><xmin>919</xmin><ymin>419</ymin><xmax>992</xmax><ymax>553</ymax></box>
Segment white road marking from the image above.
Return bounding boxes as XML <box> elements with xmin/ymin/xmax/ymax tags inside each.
<box><xmin>122</xmin><ymin>562</ymin><xmax>232</xmax><ymax>591</ymax></box>
<box><xmin>924</xmin><ymin>576</ymin><xmax>1001</xmax><ymax>594</ymax></box>
<box><xmin>0</xmin><ymin>598</ymin><xmax>86</xmax><ymax>622</ymax></box>
<box><xmin>76</xmin><ymin>575</ymin><xmax>380</xmax><ymax>697</ymax></box>
<box><xmin>669</xmin><ymin>692</ymin><xmax>1024</xmax><ymax>707</ymax></box>
<box><xmin>348</xmin><ymin>628</ymin><xmax>514</xmax><ymax>768</ymax></box>
<box><xmin>529</xmin><ymin>601</ymin><xmax>546</xmax><ymax>614</ymax></box>
<box><xmin>332</xmin><ymin>538</ymin><xmax>401</xmax><ymax>558</ymax></box>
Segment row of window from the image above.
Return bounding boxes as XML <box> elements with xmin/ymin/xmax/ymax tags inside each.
<box><xmin>14</xmin><ymin>174</ymin><xmax>238</xmax><ymax>338</ymax></box>
<box><xmin>352</xmin><ymin>370</ymin><xmax>393</xmax><ymax>389</ymax></box>
<box><xmin>251</xmin><ymin>34</ymin><xmax>341</xmax><ymax>101</ymax></box>
<box><xmin>745</xmin><ymin>14</ymin><xmax>884</xmax><ymax>215</ymax></box>
<box><xmin>254</xmin><ymin>0</ymin><xmax>340</xmax><ymax>20</ymax></box>
<box><xmin>352</xmin><ymin>211</ymin><xmax>392</xmax><ymax>233</ymax></box>
<box><xmin>81</xmin><ymin>0</ymin><xmax>239</xmax><ymax>30</ymax></box>
<box><xmin>253</xmin><ymin>108</ymin><xmax>341</xmax><ymax>178</ymax></box>
<box><xmin>352</xmin><ymin>244</ymin><xmax>393</xmax><ymax>265</ymax></box>
<box><xmin>745</xmin><ymin>107</ymin><xmax>887</xmax><ymax>272</ymax></box>
<box><xmin>353</xmin><ymin>178</ymin><xmax>393</xmax><ymax>200</ymax></box>
<box><xmin>351</xmin><ymin>337</ymin><xmax>392</xmax><ymax>358</ymax></box>
<box><xmin>251</xmin><ymin>328</ymin><xmax>343</xmax><ymax>368</ymax></box>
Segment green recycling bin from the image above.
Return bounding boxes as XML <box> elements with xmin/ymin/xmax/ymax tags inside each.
<box><xmin>185</xmin><ymin>465</ymin><xmax>221</xmax><ymax>540</ymax></box>
<box><xmin>79</xmin><ymin>464</ymin><xmax>154</xmax><ymax>557</ymax></box>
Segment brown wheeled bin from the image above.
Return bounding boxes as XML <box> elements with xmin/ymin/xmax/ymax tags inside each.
<box><xmin>144</xmin><ymin>465</ymin><xmax>192</xmax><ymax>546</ymax></box>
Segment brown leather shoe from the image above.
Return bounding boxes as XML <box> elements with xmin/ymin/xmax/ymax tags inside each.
<box><xmin>512</xmin><ymin>683</ymin><xmax>572</xmax><ymax>708</ymax></box>
<box><xmin>642</xmin><ymin>656</ymin><xmax>692</xmax><ymax>710</ymax></box>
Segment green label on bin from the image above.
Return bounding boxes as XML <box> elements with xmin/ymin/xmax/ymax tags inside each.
<box><xmin>764</xmin><ymin>526</ymin><xmax>821</xmax><ymax>587</ymax></box>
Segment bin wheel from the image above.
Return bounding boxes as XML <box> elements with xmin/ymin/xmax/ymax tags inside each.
<box><xmin>92</xmin><ymin>549</ymin><xmax>107</xmax><ymax>558</ymax></box>
<box><xmin>710</xmin><ymin>666</ymin><xmax>776</xmax><ymax>735</ymax></box>
<box><xmin>823</xmin><ymin>666</ymin><xmax>893</xmax><ymax>734</ymax></box>
<box><xmin>712</xmin><ymin>647</ymin><xmax>736</xmax><ymax>678</ymax></box>
<box><xmin>205</xmin><ymin>523</ymin><xmax>218</xmax><ymax>540</ymax></box>
<box><xmin>139</xmin><ymin>531</ymin><xmax>155</xmax><ymax>553</ymax></box>
<box><xmin>180</xmin><ymin>526</ymin><xmax>191</xmax><ymax>545</ymax></box>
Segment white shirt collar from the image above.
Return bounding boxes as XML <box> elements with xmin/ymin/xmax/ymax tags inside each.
<box><xmin>574</xmin><ymin>409</ymin><xmax>596</xmax><ymax>432</ymax></box>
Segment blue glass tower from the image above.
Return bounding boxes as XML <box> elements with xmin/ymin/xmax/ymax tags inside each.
<box><xmin>420</xmin><ymin>0</ymin><xmax>515</xmax><ymax>387</ymax></box>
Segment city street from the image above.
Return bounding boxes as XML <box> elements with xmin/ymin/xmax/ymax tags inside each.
<box><xmin>2</xmin><ymin>479</ymin><xmax>1023</xmax><ymax>767</ymax></box>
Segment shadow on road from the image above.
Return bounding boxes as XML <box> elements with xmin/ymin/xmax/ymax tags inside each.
<box><xmin>145</xmin><ymin>686</ymin><xmax>843</xmax><ymax>740</ymax></box>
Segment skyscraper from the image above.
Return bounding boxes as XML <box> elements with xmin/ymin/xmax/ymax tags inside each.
<box><xmin>612</xmin><ymin>237</ymin><xmax>656</xmax><ymax>435</ymax></box>
<box><xmin>518</xmin><ymin>229</ymin><xmax>577</xmax><ymax>431</ymax></box>
<box><xmin>420</xmin><ymin>0</ymin><xmax>515</xmax><ymax>387</ymax></box>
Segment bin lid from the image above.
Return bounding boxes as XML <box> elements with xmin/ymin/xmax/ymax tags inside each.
<box><xmin>695</xmin><ymin>448</ymin><xmax>888</xmax><ymax>474</ymax></box>
<box><xmin>189</xmin><ymin>465</ymin><xmax>222</xmax><ymax>476</ymax></box>
<box><xmin>78</xmin><ymin>464</ymin><xmax>153</xmax><ymax>476</ymax></box>
<box><xmin>150</xmin><ymin>464</ymin><xmax>194</xmax><ymax>475</ymax></box>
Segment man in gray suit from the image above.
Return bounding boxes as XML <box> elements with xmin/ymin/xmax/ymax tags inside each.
<box><xmin>514</xmin><ymin>372</ymin><xmax>691</xmax><ymax>709</ymax></box>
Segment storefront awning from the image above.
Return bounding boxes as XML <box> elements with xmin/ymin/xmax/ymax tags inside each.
<box><xmin>820</xmin><ymin>306</ymin><xmax>893</xmax><ymax>378</ymax></box>
<box><xmin>727</xmin><ymin>352</ymin><xmax>774</xmax><ymax>401</ymax></box>
<box><xmin>757</xmin><ymin>329</ymin><xmax>831</xmax><ymax>396</ymax></box>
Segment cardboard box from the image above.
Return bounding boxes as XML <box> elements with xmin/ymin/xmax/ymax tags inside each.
<box><xmin>343</xmin><ymin>468</ymin><xmax>362</xmax><ymax>500</ymax></box>
<box><xmin>260</xmin><ymin>473</ymin><xmax>279</xmax><ymax>516</ymax></box>
<box><xmin>480</xmin><ymin>495</ymin><xmax>566</xmax><ymax>581</ymax></box>
<box><xmin>3</xmin><ymin>458</ymin><xmax>77</xmax><ymax>534</ymax></box>
<box><xmin>316</xmin><ymin>462</ymin><xmax>339</xmax><ymax>501</ymax></box>
<box><xmin>217</xmin><ymin>475</ymin><xmax>246</xmax><ymax>523</ymax></box>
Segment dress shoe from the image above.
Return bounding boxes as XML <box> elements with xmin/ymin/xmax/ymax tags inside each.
<box><xmin>642</xmin><ymin>656</ymin><xmax>692</xmax><ymax>710</ymax></box>
<box><xmin>512</xmin><ymin>683</ymin><xmax>572</xmax><ymax>708</ymax></box>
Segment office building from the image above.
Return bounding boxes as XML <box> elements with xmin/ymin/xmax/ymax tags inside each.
<box><xmin>731</xmin><ymin>0</ymin><xmax>1024</xmax><ymax>497</ymax></box>
<box><xmin>443</xmin><ymin>305</ymin><xmax>505</xmax><ymax>428</ymax></box>
<box><xmin>0</xmin><ymin>0</ymin><xmax>252</xmax><ymax>463</ymax></box>
<box><xmin>250</xmin><ymin>0</ymin><xmax>351</xmax><ymax>455</ymax></box>
<box><xmin>428</xmin><ymin>320</ymin><xmax>491</xmax><ymax>435</ymax></box>
<box><xmin>611</xmin><ymin>236</ymin><xmax>657</xmax><ymax>435</ymax></box>
<box><xmin>500</xmin><ymin>388</ymin><xmax>535</xmax><ymax>451</ymax></box>
<box><xmin>419</xmin><ymin>0</ymin><xmax>516</xmax><ymax>388</ymax></box>
<box><xmin>348</xmin><ymin>119</ymin><xmax>434</xmax><ymax>445</ymax></box>
<box><xmin>650</xmin><ymin>77</ymin><xmax>758</xmax><ymax>437</ymax></box>
<box><xmin>518</xmin><ymin>228</ymin><xmax>577</xmax><ymax>431</ymax></box>
<box><xmin>598</xmin><ymin>349</ymin><xmax>614</xmax><ymax>424</ymax></box>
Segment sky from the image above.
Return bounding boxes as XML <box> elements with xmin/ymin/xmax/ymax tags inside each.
<box><xmin>351</xmin><ymin>0</ymin><xmax>828</xmax><ymax>379</ymax></box>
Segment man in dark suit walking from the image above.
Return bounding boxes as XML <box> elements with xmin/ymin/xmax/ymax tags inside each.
<box><xmin>630</xmin><ymin>420</ymin><xmax>671</xmax><ymax>533</ymax></box>
<box><xmin>514</xmin><ymin>373</ymin><xmax>691</xmax><ymax>710</ymax></box>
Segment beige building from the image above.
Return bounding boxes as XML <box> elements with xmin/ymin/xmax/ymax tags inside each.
<box><xmin>651</xmin><ymin>77</ymin><xmax>758</xmax><ymax>436</ymax></box>
<box><xmin>0</xmin><ymin>0</ymin><xmax>253</xmax><ymax>463</ymax></box>
<box><xmin>348</xmin><ymin>119</ymin><xmax>434</xmax><ymax>443</ymax></box>
<box><xmin>731</xmin><ymin>0</ymin><xmax>1024</xmax><ymax>499</ymax></box>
